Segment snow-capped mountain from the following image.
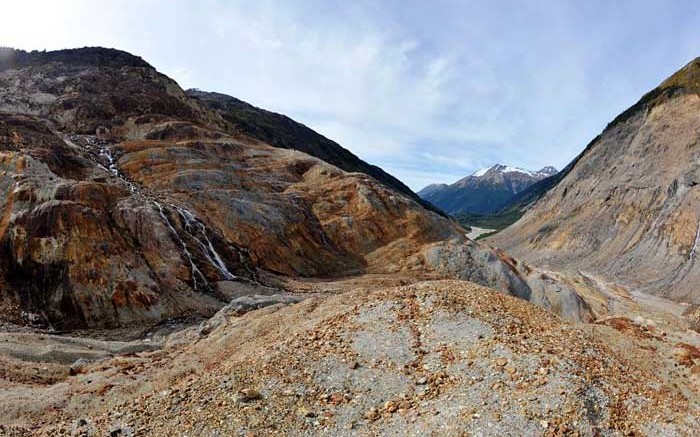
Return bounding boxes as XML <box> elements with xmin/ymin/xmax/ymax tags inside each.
<box><xmin>418</xmin><ymin>164</ymin><xmax>558</xmax><ymax>215</ymax></box>
<box><xmin>469</xmin><ymin>164</ymin><xmax>557</xmax><ymax>179</ymax></box>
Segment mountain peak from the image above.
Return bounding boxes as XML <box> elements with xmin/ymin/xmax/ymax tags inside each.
<box><xmin>0</xmin><ymin>46</ymin><xmax>152</xmax><ymax>72</ymax></box>
<box><xmin>472</xmin><ymin>164</ymin><xmax>547</xmax><ymax>178</ymax></box>
<box><xmin>536</xmin><ymin>166</ymin><xmax>558</xmax><ymax>176</ymax></box>
<box><xmin>609</xmin><ymin>55</ymin><xmax>700</xmax><ymax>127</ymax></box>
<box><xmin>420</xmin><ymin>163</ymin><xmax>558</xmax><ymax>214</ymax></box>
<box><xmin>472</xmin><ymin>166</ymin><xmax>493</xmax><ymax>177</ymax></box>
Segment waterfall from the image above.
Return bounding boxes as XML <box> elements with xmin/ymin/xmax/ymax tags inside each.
<box><xmin>173</xmin><ymin>206</ymin><xmax>237</xmax><ymax>280</ymax></box>
<box><xmin>57</xmin><ymin>133</ymin><xmax>244</xmax><ymax>287</ymax></box>
<box><xmin>97</xmin><ymin>144</ymin><xmax>139</xmax><ymax>194</ymax></box>
<box><xmin>62</xmin><ymin>133</ymin><xmax>138</xmax><ymax>194</ymax></box>
<box><xmin>99</xmin><ymin>147</ymin><xmax>119</xmax><ymax>177</ymax></box>
<box><xmin>154</xmin><ymin>201</ymin><xmax>210</xmax><ymax>290</ymax></box>
<box><xmin>690</xmin><ymin>221</ymin><xmax>700</xmax><ymax>260</ymax></box>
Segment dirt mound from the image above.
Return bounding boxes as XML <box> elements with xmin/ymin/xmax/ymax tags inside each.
<box><xmin>5</xmin><ymin>280</ymin><xmax>695</xmax><ymax>436</ymax></box>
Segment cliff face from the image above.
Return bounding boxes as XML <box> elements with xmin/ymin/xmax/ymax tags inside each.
<box><xmin>0</xmin><ymin>113</ymin><xmax>253</xmax><ymax>328</ymax></box>
<box><xmin>491</xmin><ymin>58</ymin><xmax>700</xmax><ymax>303</ymax></box>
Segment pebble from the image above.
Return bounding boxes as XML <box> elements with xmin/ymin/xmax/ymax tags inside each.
<box><xmin>238</xmin><ymin>388</ymin><xmax>263</xmax><ymax>402</ymax></box>
<box><xmin>298</xmin><ymin>407</ymin><xmax>316</xmax><ymax>418</ymax></box>
<box><xmin>365</xmin><ymin>407</ymin><xmax>381</xmax><ymax>421</ymax></box>
<box><xmin>69</xmin><ymin>358</ymin><xmax>90</xmax><ymax>376</ymax></box>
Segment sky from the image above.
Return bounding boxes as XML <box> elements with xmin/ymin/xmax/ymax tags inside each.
<box><xmin>2</xmin><ymin>1</ymin><xmax>700</xmax><ymax>190</ymax></box>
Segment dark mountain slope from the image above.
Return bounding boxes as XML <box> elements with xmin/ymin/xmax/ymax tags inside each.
<box><xmin>0</xmin><ymin>47</ymin><xmax>224</xmax><ymax>134</ymax></box>
<box><xmin>0</xmin><ymin>47</ymin><xmax>151</xmax><ymax>71</ymax></box>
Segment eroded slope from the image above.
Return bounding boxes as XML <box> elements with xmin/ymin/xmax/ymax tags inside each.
<box><xmin>491</xmin><ymin>58</ymin><xmax>700</xmax><ymax>303</ymax></box>
<box><xmin>0</xmin><ymin>47</ymin><xmax>594</xmax><ymax>328</ymax></box>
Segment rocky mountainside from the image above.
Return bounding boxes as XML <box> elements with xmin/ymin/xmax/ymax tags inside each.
<box><xmin>0</xmin><ymin>47</ymin><xmax>587</xmax><ymax>330</ymax></box>
<box><xmin>419</xmin><ymin>164</ymin><xmax>557</xmax><ymax>215</ymax></box>
<box><xmin>491</xmin><ymin>57</ymin><xmax>700</xmax><ymax>303</ymax></box>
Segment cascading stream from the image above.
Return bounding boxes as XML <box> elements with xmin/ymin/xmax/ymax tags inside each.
<box><xmin>58</xmin><ymin>133</ymin><xmax>246</xmax><ymax>289</ymax></box>
<box><xmin>96</xmin><ymin>141</ymin><xmax>139</xmax><ymax>194</ymax></box>
<box><xmin>690</xmin><ymin>220</ymin><xmax>700</xmax><ymax>260</ymax></box>
<box><xmin>173</xmin><ymin>206</ymin><xmax>237</xmax><ymax>280</ymax></box>
<box><xmin>154</xmin><ymin>201</ymin><xmax>210</xmax><ymax>291</ymax></box>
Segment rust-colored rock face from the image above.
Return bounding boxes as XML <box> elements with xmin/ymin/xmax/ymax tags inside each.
<box><xmin>111</xmin><ymin>135</ymin><xmax>459</xmax><ymax>278</ymax></box>
<box><xmin>491</xmin><ymin>58</ymin><xmax>700</xmax><ymax>303</ymax></box>
<box><xmin>0</xmin><ymin>113</ymin><xmax>464</xmax><ymax>328</ymax></box>
<box><xmin>0</xmin><ymin>114</ymin><xmax>245</xmax><ymax>329</ymax></box>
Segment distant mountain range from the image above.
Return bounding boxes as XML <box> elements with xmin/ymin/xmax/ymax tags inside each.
<box><xmin>418</xmin><ymin>164</ymin><xmax>558</xmax><ymax>215</ymax></box>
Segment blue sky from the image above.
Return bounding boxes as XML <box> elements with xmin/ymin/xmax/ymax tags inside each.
<box><xmin>2</xmin><ymin>1</ymin><xmax>700</xmax><ymax>190</ymax></box>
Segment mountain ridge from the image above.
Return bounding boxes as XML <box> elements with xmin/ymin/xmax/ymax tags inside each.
<box><xmin>186</xmin><ymin>89</ymin><xmax>447</xmax><ymax>217</ymax></box>
<box><xmin>494</xmin><ymin>57</ymin><xmax>700</xmax><ymax>217</ymax></box>
<box><xmin>418</xmin><ymin>163</ymin><xmax>557</xmax><ymax>215</ymax></box>
<box><xmin>0</xmin><ymin>47</ymin><xmax>152</xmax><ymax>71</ymax></box>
